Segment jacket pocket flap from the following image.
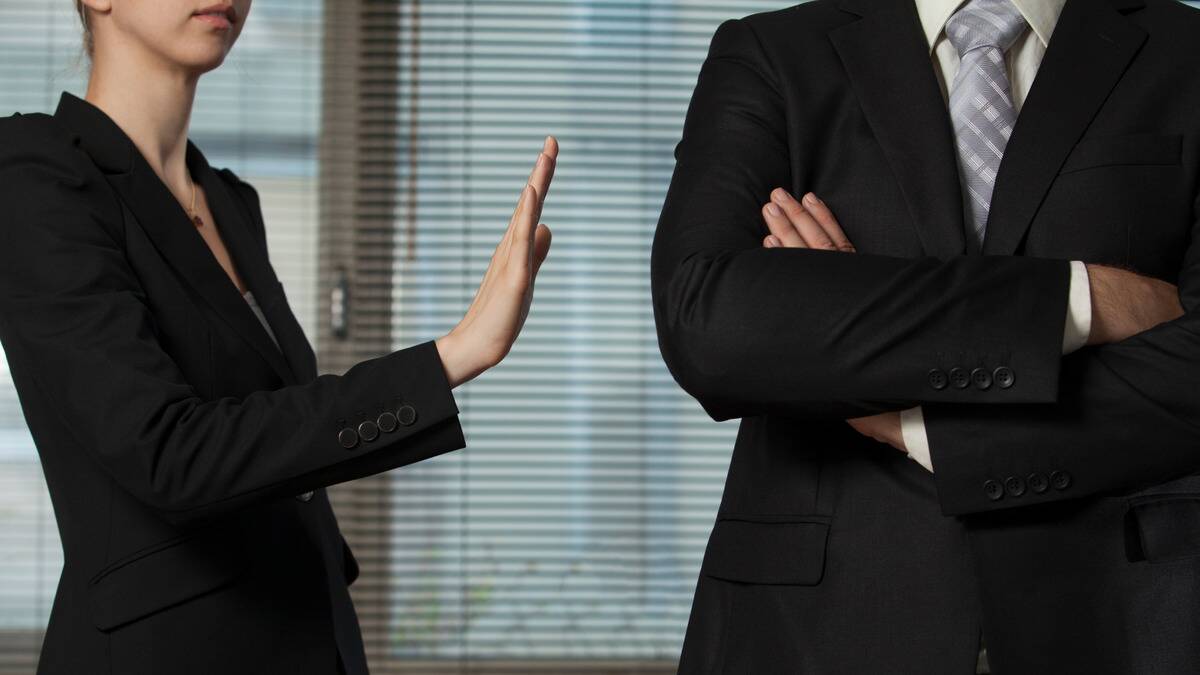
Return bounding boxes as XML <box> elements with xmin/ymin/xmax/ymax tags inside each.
<box><xmin>1129</xmin><ymin>497</ymin><xmax>1200</xmax><ymax>563</ymax></box>
<box><xmin>88</xmin><ymin>532</ymin><xmax>243</xmax><ymax>631</ymax></box>
<box><xmin>1060</xmin><ymin>133</ymin><xmax>1182</xmax><ymax>174</ymax></box>
<box><xmin>700</xmin><ymin>516</ymin><xmax>829</xmax><ymax>585</ymax></box>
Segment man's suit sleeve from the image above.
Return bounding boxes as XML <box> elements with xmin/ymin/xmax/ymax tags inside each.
<box><xmin>651</xmin><ymin>18</ymin><xmax>1072</xmax><ymax>422</ymax></box>
<box><xmin>925</xmin><ymin>184</ymin><xmax>1200</xmax><ymax>515</ymax></box>
<box><xmin>0</xmin><ymin>127</ymin><xmax>466</xmax><ymax>529</ymax></box>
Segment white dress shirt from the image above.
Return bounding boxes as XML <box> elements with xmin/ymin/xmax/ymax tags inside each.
<box><xmin>898</xmin><ymin>0</ymin><xmax>1092</xmax><ymax>472</ymax></box>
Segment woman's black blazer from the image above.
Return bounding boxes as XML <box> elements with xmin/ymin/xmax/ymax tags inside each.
<box><xmin>0</xmin><ymin>92</ymin><xmax>465</xmax><ymax>675</ymax></box>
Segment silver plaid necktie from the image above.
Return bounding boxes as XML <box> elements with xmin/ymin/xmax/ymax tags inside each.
<box><xmin>946</xmin><ymin>0</ymin><xmax>1028</xmax><ymax>249</ymax></box>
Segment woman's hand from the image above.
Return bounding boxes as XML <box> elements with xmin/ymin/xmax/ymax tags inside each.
<box><xmin>435</xmin><ymin>137</ymin><xmax>558</xmax><ymax>388</ymax></box>
<box><xmin>760</xmin><ymin>188</ymin><xmax>907</xmax><ymax>455</ymax></box>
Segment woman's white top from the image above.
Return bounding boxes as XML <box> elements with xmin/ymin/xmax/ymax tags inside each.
<box><xmin>242</xmin><ymin>289</ymin><xmax>282</xmax><ymax>351</ymax></box>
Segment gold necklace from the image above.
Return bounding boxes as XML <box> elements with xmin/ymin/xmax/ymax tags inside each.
<box><xmin>187</xmin><ymin>175</ymin><xmax>204</xmax><ymax>228</ymax></box>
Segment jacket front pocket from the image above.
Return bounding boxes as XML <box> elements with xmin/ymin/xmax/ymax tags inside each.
<box><xmin>88</xmin><ymin>530</ymin><xmax>244</xmax><ymax>631</ymax></box>
<box><xmin>700</xmin><ymin>515</ymin><xmax>830</xmax><ymax>585</ymax></box>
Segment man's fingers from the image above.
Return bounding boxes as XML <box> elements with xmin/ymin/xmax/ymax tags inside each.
<box><xmin>801</xmin><ymin>192</ymin><xmax>855</xmax><ymax>252</ymax></box>
<box><xmin>763</xmin><ymin>202</ymin><xmax>806</xmax><ymax>248</ymax></box>
<box><xmin>770</xmin><ymin>189</ymin><xmax>836</xmax><ymax>250</ymax></box>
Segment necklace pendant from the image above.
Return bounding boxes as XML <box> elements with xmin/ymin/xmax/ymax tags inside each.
<box><xmin>192</xmin><ymin>215</ymin><xmax>204</xmax><ymax>228</ymax></box>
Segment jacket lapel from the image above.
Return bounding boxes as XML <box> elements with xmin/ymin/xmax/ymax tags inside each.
<box><xmin>982</xmin><ymin>0</ymin><xmax>1147</xmax><ymax>255</ymax></box>
<box><xmin>189</xmin><ymin>150</ymin><xmax>303</xmax><ymax>384</ymax></box>
<box><xmin>830</xmin><ymin>0</ymin><xmax>967</xmax><ymax>259</ymax></box>
<box><xmin>207</xmin><ymin>166</ymin><xmax>320</xmax><ymax>383</ymax></box>
<box><xmin>53</xmin><ymin>93</ymin><xmax>298</xmax><ymax>385</ymax></box>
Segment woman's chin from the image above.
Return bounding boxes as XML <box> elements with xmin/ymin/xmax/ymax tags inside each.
<box><xmin>172</xmin><ymin>45</ymin><xmax>231</xmax><ymax>75</ymax></box>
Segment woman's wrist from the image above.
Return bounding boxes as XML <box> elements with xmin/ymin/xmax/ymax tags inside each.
<box><xmin>435</xmin><ymin>332</ymin><xmax>466</xmax><ymax>389</ymax></box>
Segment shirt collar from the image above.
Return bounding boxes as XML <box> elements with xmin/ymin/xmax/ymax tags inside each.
<box><xmin>915</xmin><ymin>0</ymin><xmax>1067</xmax><ymax>53</ymax></box>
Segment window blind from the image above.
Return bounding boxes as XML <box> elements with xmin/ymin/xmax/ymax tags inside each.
<box><xmin>0</xmin><ymin>1</ymin><xmax>323</xmax><ymax>672</ymax></box>
<box><xmin>320</xmin><ymin>2</ymin><xmax>775</xmax><ymax>671</ymax></box>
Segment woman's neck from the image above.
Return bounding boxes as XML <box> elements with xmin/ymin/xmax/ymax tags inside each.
<box><xmin>84</xmin><ymin>49</ymin><xmax>199</xmax><ymax>193</ymax></box>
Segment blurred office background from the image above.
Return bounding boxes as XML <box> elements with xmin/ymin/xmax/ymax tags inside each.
<box><xmin>0</xmin><ymin>0</ymin><xmax>782</xmax><ymax>672</ymax></box>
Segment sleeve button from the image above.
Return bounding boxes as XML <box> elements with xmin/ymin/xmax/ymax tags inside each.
<box><xmin>949</xmin><ymin>367</ymin><xmax>970</xmax><ymax>389</ymax></box>
<box><xmin>397</xmin><ymin>404</ymin><xmax>418</xmax><ymax>426</ymax></box>
<box><xmin>928</xmin><ymin>369</ymin><xmax>948</xmax><ymax>390</ymax></box>
<box><xmin>983</xmin><ymin>479</ymin><xmax>1004</xmax><ymax>501</ymax></box>
<box><xmin>295</xmin><ymin>491</ymin><xmax>314</xmax><ymax>503</ymax></box>
<box><xmin>338</xmin><ymin>427</ymin><xmax>359</xmax><ymax>449</ymax></box>
<box><xmin>377</xmin><ymin>411</ymin><xmax>398</xmax><ymax>433</ymax></box>
<box><xmin>1028</xmin><ymin>472</ymin><xmax>1049</xmax><ymax>494</ymax></box>
<box><xmin>1050</xmin><ymin>470</ymin><xmax>1072</xmax><ymax>490</ymax></box>
<box><xmin>971</xmin><ymin>367</ymin><xmax>993</xmax><ymax>390</ymax></box>
<box><xmin>994</xmin><ymin>366</ymin><xmax>1015</xmax><ymax>389</ymax></box>
<box><xmin>357</xmin><ymin>420</ymin><xmax>380</xmax><ymax>442</ymax></box>
<box><xmin>1004</xmin><ymin>476</ymin><xmax>1026</xmax><ymax>497</ymax></box>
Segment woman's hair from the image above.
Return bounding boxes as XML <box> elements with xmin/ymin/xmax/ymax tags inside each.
<box><xmin>74</xmin><ymin>1</ymin><xmax>93</xmax><ymax>58</ymax></box>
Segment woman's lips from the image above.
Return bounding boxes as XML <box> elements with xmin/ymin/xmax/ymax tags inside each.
<box><xmin>193</xmin><ymin>4</ymin><xmax>236</xmax><ymax>30</ymax></box>
<box><xmin>193</xmin><ymin>12</ymin><xmax>232</xmax><ymax>29</ymax></box>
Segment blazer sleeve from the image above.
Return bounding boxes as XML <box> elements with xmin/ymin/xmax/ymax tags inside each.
<box><xmin>0</xmin><ymin>124</ymin><xmax>466</xmax><ymax>529</ymax></box>
<box><xmin>650</xmin><ymin>18</ymin><xmax>1072</xmax><ymax>422</ymax></box>
<box><xmin>925</xmin><ymin>184</ymin><xmax>1200</xmax><ymax>515</ymax></box>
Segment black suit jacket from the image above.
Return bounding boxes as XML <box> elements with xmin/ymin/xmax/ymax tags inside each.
<box><xmin>0</xmin><ymin>92</ymin><xmax>466</xmax><ymax>675</ymax></box>
<box><xmin>652</xmin><ymin>0</ymin><xmax>1200</xmax><ymax>672</ymax></box>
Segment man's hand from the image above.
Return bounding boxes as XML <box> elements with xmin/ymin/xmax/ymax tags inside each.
<box><xmin>761</xmin><ymin>188</ymin><xmax>855</xmax><ymax>252</ymax></box>
<box><xmin>760</xmin><ymin>188</ymin><xmax>906</xmax><ymax>455</ymax></box>
<box><xmin>846</xmin><ymin>412</ymin><xmax>906</xmax><ymax>453</ymax></box>
<box><xmin>1086</xmin><ymin>264</ymin><xmax>1183</xmax><ymax>346</ymax></box>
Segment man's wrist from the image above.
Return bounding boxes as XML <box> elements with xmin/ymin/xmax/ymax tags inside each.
<box><xmin>900</xmin><ymin>407</ymin><xmax>933</xmax><ymax>473</ymax></box>
<box><xmin>1063</xmin><ymin>260</ymin><xmax>1091</xmax><ymax>354</ymax></box>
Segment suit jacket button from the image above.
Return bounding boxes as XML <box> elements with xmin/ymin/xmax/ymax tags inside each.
<box><xmin>296</xmin><ymin>491</ymin><xmax>314</xmax><ymax>502</ymax></box>
<box><xmin>397</xmin><ymin>404</ymin><xmax>418</xmax><ymax>426</ymax></box>
<box><xmin>1050</xmin><ymin>470</ymin><xmax>1072</xmax><ymax>490</ymax></box>
<box><xmin>994</xmin><ymin>366</ymin><xmax>1015</xmax><ymax>389</ymax></box>
<box><xmin>1028</xmin><ymin>472</ymin><xmax>1049</xmax><ymax>494</ymax></box>
<box><xmin>358</xmin><ymin>420</ymin><xmax>380</xmax><ymax>442</ymax></box>
<box><xmin>927</xmin><ymin>369</ymin><xmax>948</xmax><ymax>390</ymax></box>
<box><xmin>983</xmin><ymin>479</ymin><xmax>1004</xmax><ymax>501</ymax></box>
<box><xmin>1004</xmin><ymin>476</ymin><xmax>1026</xmax><ymax>497</ymax></box>
<box><xmin>377</xmin><ymin>411</ymin><xmax>398</xmax><ymax>433</ymax></box>
<box><xmin>949</xmin><ymin>367</ymin><xmax>970</xmax><ymax>389</ymax></box>
<box><xmin>971</xmin><ymin>367</ymin><xmax>992</xmax><ymax>390</ymax></box>
<box><xmin>338</xmin><ymin>427</ymin><xmax>359</xmax><ymax>449</ymax></box>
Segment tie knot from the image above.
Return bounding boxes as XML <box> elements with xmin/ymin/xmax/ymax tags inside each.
<box><xmin>945</xmin><ymin>0</ymin><xmax>1028</xmax><ymax>57</ymax></box>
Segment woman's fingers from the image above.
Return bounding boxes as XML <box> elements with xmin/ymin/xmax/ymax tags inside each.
<box><xmin>800</xmin><ymin>192</ymin><xmax>855</xmax><ymax>252</ymax></box>
<box><xmin>510</xmin><ymin>184</ymin><xmax>538</xmax><ymax>275</ymax></box>
<box><xmin>532</xmin><ymin>224</ymin><xmax>553</xmax><ymax>276</ymax></box>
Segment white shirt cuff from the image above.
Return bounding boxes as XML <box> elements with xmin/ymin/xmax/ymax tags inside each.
<box><xmin>900</xmin><ymin>406</ymin><xmax>933</xmax><ymax>473</ymax></box>
<box><xmin>1062</xmin><ymin>260</ymin><xmax>1092</xmax><ymax>354</ymax></box>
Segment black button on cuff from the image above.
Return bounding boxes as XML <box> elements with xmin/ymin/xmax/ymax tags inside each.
<box><xmin>971</xmin><ymin>367</ymin><xmax>992</xmax><ymax>390</ymax></box>
<box><xmin>1051</xmin><ymin>470</ymin><xmax>1072</xmax><ymax>490</ymax></box>
<box><xmin>994</xmin><ymin>366</ymin><xmax>1015</xmax><ymax>389</ymax></box>
<box><xmin>927</xmin><ymin>368</ymin><xmax>948</xmax><ymax>390</ymax></box>
<box><xmin>1028</xmin><ymin>472</ymin><xmax>1049</xmax><ymax>494</ymax></box>
<box><xmin>358</xmin><ymin>420</ymin><xmax>380</xmax><ymax>442</ymax></box>
<box><xmin>949</xmin><ymin>367</ymin><xmax>970</xmax><ymax>389</ymax></box>
<box><xmin>377</xmin><ymin>411</ymin><xmax>398</xmax><ymax>433</ymax></box>
<box><xmin>296</xmin><ymin>491</ymin><xmax>314</xmax><ymax>503</ymax></box>
<box><xmin>337</xmin><ymin>427</ymin><xmax>359</xmax><ymax>449</ymax></box>
<box><xmin>1004</xmin><ymin>476</ymin><xmax>1026</xmax><ymax>497</ymax></box>
<box><xmin>397</xmin><ymin>404</ymin><xmax>418</xmax><ymax>426</ymax></box>
<box><xmin>983</xmin><ymin>479</ymin><xmax>1004</xmax><ymax>501</ymax></box>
